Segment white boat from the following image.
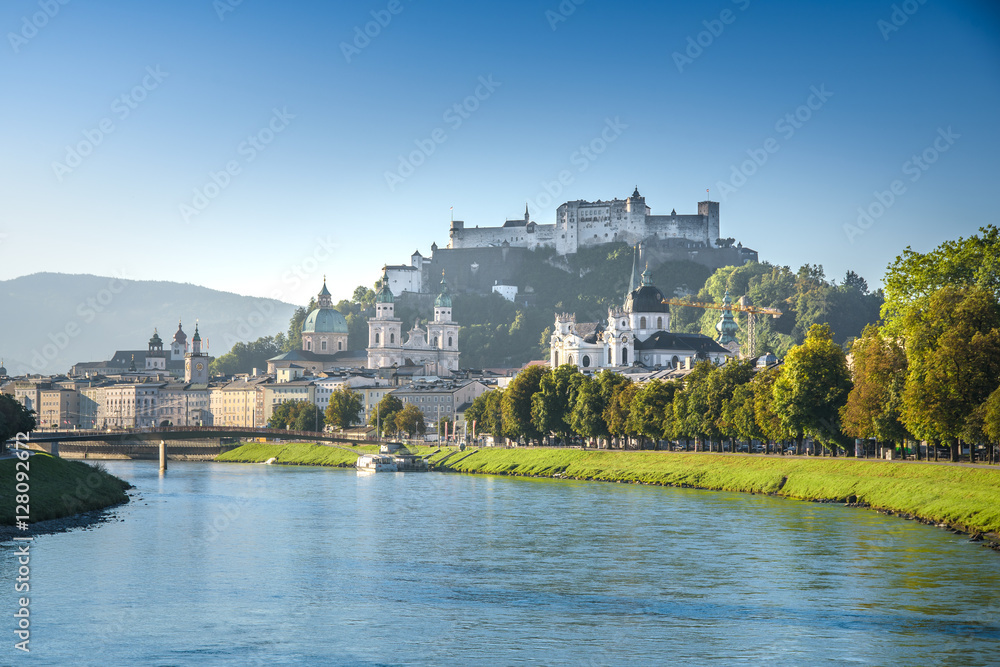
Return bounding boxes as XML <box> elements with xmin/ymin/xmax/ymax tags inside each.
<box><xmin>356</xmin><ymin>454</ymin><xmax>398</xmax><ymax>473</ymax></box>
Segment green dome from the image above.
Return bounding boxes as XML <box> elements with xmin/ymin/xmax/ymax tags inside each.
<box><xmin>376</xmin><ymin>270</ymin><xmax>394</xmax><ymax>304</ymax></box>
<box><xmin>303</xmin><ymin>307</ymin><xmax>349</xmax><ymax>334</ymax></box>
<box><xmin>434</xmin><ymin>274</ymin><xmax>452</xmax><ymax>308</ymax></box>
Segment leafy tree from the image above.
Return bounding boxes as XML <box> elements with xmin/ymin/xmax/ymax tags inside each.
<box><xmin>630</xmin><ymin>379</ymin><xmax>679</xmax><ymax>449</ymax></box>
<box><xmin>531</xmin><ymin>364</ymin><xmax>585</xmax><ymax>442</ymax></box>
<box><xmin>840</xmin><ymin>324</ymin><xmax>910</xmax><ymax>449</ymax></box>
<box><xmin>753</xmin><ymin>367</ymin><xmax>791</xmax><ymax>448</ymax></box>
<box><xmin>772</xmin><ymin>324</ymin><xmax>852</xmax><ymax>454</ymax></box>
<box><xmin>603</xmin><ymin>381</ymin><xmax>638</xmax><ymax>448</ymax></box>
<box><xmin>882</xmin><ymin>225</ymin><xmax>1000</xmax><ymax>334</ymax></box>
<box><xmin>395</xmin><ymin>404</ymin><xmax>426</xmax><ymax>438</ymax></box>
<box><xmin>901</xmin><ymin>286</ymin><xmax>1000</xmax><ymax>461</ymax></box>
<box><xmin>0</xmin><ymin>395</ymin><xmax>36</xmax><ymax>443</ymax></box>
<box><xmin>671</xmin><ymin>362</ymin><xmax>716</xmax><ymax>450</ymax></box>
<box><xmin>569</xmin><ymin>376</ymin><xmax>606</xmax><ymax>445</ymax></box>
<box><xmin>268</xmin><ymin>399</ymin><xmax>319</xmax><ymax>431</ymax></box>
<box><xmin>722</xmin><ymin>382</ymin><xmax>764</xmax><ymax>446</ymax></box>
<box><xmin>705</xmin><ymin>359</ymin><xmax>756</xmax><ymax>447</ymax></box>
<box><xmin>984</xmin><ymin>386</ymin><xmax>1000</xmax><ymax>444</ymax></box>
<box><xmin>293</xmin><ymin>402</ymin><xmax>321</xmax><ymax>431</ymax></box>
<box><xmin>501</xmin><ymin>365</ymin><xmax>547</xmax><ymax>444</ymax></box>
<box><xmin>325</xmin><ymin>386</ymin><xmax>363</xmax><ymax>430</ymax></box>
<box><xmin>210</xmin><ymin>335</ymin><xmax>285</xmax><ymax>375</ymax></box>
<box><xmin>482</xmin><ymin>390</ymin><xmax>506</xmax><ymax>441</ymax></box>
<box><xmin>369</xmin><ymin>394</ymin><xmax>404</xmax><ymax>436</ymax></box>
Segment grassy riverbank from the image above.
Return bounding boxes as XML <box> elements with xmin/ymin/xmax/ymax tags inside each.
<box><xmin>0</xmin><ymin>453</ymin><xmax>132</xmax><ymax>525</ymax></box>
<box><xmin>216</xmin><ymin>442</ymin><xmax>378</xmax><ymax>467</ymax></box>
<box><xmin>426</xmin><ymin>448</ymin><xmax>1000</xmax><ymax>537</ymax></box>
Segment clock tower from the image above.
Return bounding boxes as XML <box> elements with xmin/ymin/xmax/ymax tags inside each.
<box><xmin>184</xmin><ymin>322</ymin><xmax>209</xmax><ymax>383</ymax></box>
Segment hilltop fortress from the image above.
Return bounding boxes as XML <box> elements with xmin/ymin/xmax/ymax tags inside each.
<box><xmin>448</xmin><ymin>188</ymin><xmax>721</xmax><ymax>255</ymax></box>
<box><xmin>383</xmin><ymin>188</ymin><xmax>757</xmax><ymax>298</ymax></box>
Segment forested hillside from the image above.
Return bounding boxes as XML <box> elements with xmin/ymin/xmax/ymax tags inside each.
<box><xmin>212</xmin><ymin>242</ymin><xmax>884</xmax><ymax>372</ymax></box>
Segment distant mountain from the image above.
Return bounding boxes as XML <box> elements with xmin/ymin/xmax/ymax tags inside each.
<box><xmin>0</xmin><ymin>273</ymin><xmax>297</xmax><ymax>376</ymax></box>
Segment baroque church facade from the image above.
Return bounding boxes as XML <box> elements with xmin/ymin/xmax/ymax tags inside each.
<box><xmin>265</xmin><ymin>276</ymin><xmax>461</xmax><ymax>377</ymax></box>
<box><xmin>549</xmin><ymin>249</ymin><xmax>733</xmax><ymax>371</ymax></box>
<box><xmin>367</xmin><ymin>270</ymin><xmax>460</xmax><ymax>376</ymax></box>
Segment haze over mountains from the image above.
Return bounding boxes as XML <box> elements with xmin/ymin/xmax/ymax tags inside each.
<box><xmin>0</xmin><ymin>273</ymin><xmax>297</xmax><ymax>377</ymax></box>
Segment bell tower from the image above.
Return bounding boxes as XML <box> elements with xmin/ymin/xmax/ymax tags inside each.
<box><xmin>185</xmin><ymin>322</ymin><xmax>209</xmax><ymax>383</ymax></box>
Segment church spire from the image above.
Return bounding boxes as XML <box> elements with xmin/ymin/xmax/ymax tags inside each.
<box><xmin>627</xmin><ymin>243</ymin><xmax>642</xmax><ymax>296</ymax></box>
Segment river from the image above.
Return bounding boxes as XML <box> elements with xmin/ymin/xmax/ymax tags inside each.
<box><xmin>2</xmin><ymin>461</ymin><xmax>999</xmax><ymax>665</ymax></box>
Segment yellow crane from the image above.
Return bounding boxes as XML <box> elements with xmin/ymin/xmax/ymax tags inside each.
<box><xmin>662</xmin><ymin>296</ymin><xmax>782</xmax><ymax>358</ymax></box>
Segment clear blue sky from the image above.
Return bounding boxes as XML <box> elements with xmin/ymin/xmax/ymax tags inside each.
<box><xmin>2</xmin><ymin>0</ymin><xmax>998</xmax><ymax>305</ymax></box>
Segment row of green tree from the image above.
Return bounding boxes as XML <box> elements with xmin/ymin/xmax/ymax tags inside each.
<box><xmin>841</xmin><ymin>225</ymin><xmax>1000</xmax><ymax>461</ymax></box>
<box><xmin>266</xmin><ymin>387</ymin><xmax>431</xmax><ymax>439</ymax></box>
<box><xmin>462</xmin><ymin>323</ymin><xmax>855</xmax><ymax>454</ymax></box>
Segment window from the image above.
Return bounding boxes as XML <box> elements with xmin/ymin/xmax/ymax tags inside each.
<box><xmin>338</xmin><ymin>341</ymin><xmax>342</xmax><ymax>350</ymax></box>
<box><xmin>582</xmin><ymin>355</ymin><xmax>590</xmax><ymax>368</ymax></box>
<box><xmin>433</xmin><ymin>337</ymin><xmax>438</xmax><ymax>347</ymax></box>
<box><xmin>657</xmin><ymin>317</ymin><xmax>663</xmax><ymax>329</ymax></box>
<box><xmin>321</xmin><ymin>341</ymin><xmax>327</xmax><ymax>351</ymax></box>
<box><xmin>448</xmin><ymin>336</ymin><xmax>453</xmax><ymax>347</ymax></box>
<box><xmin>640</xmin><ymin>317</ymin><xmax>646</xmax><ymax>328</ymax></box>
<box><xmin>554</xmin><ymin>351</ymin><xmax>559</xmax><ymax>365</ymax></box>
<box><xmin>622</xmin><ymin>348</ymin><xmax>628</xmax><ymax>364</ymax></box>
<box><xmin>390</xmin><ymin>333</ymin><xmax>395</xmax><ymax>343</ymax></box>
<box><xmin>375</xmin><ymin>333</ymin><xmax>380</xmax><ymax>344</ymax></box>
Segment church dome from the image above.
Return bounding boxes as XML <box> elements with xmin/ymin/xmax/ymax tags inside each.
<box><xmin>434</xmin><ymin>274</ymin><xmax>452</xmax><ymax>308</ymax></box>
<box><xmin>173</xmin><ymin>321</ymin><xmax>187</xmax><ymax>344</ymax></box>
<box><xmin>303</xmin><ymin>307</ymin><xmax>349</xmax><ymax>334</ymax></box>
<box><xmin>375</xmin><ymin>269</ymin><xmax>394</xmax><ymax>304</ymax></box>
<box><xmin>0</xmin><ymin>360</ymin><xmax>7</xmax><ymax>376</ymax></box>
<box><xmin>624</xmin><ymin>268</ymin><xmax>668</xmax><ymax>314</ymax></box>
<box><xmin>149</xmin><ymin>330</ymin><xmax>163</xmax><ymax>347</ymax></box>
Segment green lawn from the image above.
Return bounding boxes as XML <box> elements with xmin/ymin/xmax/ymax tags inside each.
<box><xmin>0</xmin><ymin>453</ymin><xmax>132</xmax><ymax>525</ymax></box>
<box><xmin>216</xmin><ymin>442</ymin><xmax>379</xmax><ymax>467</ymax></box>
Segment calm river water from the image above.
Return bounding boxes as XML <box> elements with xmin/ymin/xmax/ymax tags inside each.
<box><xmin>3</xmin><ymin>461</ymin><xmax>999</xmax><ymax>665</ymax></box>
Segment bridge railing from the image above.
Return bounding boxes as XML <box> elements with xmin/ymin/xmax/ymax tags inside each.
<box><xmin>13</xmin><ymin>425</ymin><xmax>377</xmax><ymax>443</ymax></box>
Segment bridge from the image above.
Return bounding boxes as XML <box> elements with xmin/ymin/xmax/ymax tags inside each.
<box><xmin>4</xmin><ymin>426</ymin><xmax>369</xmax><ymax>467</ymax></box>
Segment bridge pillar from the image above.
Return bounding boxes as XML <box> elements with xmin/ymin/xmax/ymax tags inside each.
<box><xmin>159</xmin><ymin>440</ymin><xmax>167</xmax><ymax>472</ymax></box>
<box><xmin>50</xmin><ymin>441</ymin><xmax>60</xmax><ymax>458</ymax></box>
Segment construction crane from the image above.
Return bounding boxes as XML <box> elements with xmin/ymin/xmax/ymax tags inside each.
<box><xmin>662</xmin><ymin>295</ymin><xmax>782</xmax><ymax>359</ymax></box>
